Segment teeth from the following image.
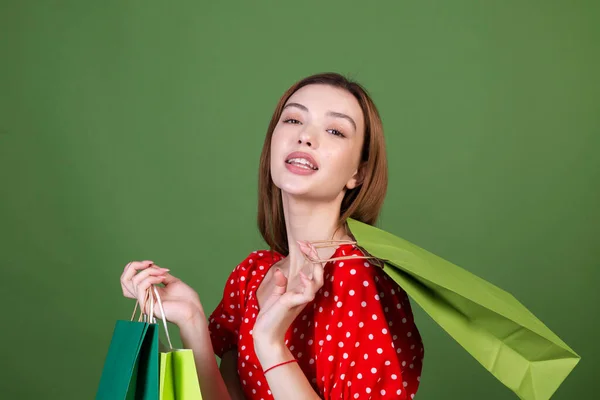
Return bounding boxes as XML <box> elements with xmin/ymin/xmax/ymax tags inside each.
<box><xmin>287</xmin><ymin>157</ymin><xmax>317</xmax><ymax>170</ymax></box>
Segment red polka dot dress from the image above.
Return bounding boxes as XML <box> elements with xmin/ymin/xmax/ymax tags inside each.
<box><xmin>209</xmin><ymin>244</ymin><xmax>424</xmax><ymax>399</ymax></box>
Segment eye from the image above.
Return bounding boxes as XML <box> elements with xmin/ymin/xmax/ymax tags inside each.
<box><xmin>283</xmin><ymin>118</ymin><xmax>301</xmax><ymax>124</ymax></box>
<box><xmin>327</xmin><ymin>129</ymin><xmax>345</xmax><ymax>138</ymax></box>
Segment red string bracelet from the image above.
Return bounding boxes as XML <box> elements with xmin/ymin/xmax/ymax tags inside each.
<box><xmin>263</xmin><ymin>359</ymin><xmax>298</xmax><ymax>374</ymax></box>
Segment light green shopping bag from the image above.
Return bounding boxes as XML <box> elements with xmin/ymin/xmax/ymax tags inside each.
<box><xmin>159</xmin><ymin>350</ymin><xmax>203</xmax><ymax>400</ymax></box>
<box><xmin>312</xmin><ymin>219</ymin><xmax>580</xmax><ymax>400</ymax></box>
<box><xmin>151</xmin><ymin>287</ymin><xmax>203</xmax><ymax>400</ymax></box>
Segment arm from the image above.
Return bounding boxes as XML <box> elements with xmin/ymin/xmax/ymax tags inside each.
<box><xmin>220</xmin><ymin>350</ymin><xmax>247</xmax><ymax>400</ymax></box>
<box><xmin>254</xmin><ymin>343</ymin><xmax>321</xmax><ymax>400</ymax></box>
<box><xmin>179</xmin><ymin>314</ymin><xmax>233</xmax><ymax>400</ymax></box>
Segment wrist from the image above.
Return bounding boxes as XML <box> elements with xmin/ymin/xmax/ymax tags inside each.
<box><xmin>175</xmin><ymin>303</ymin><xmax>206</xmax><ymax>330</ymax></box>
<box><xmin>254</xmin><ymin>340</ymin><xmax>292</xmax><ymax>370</ymax></box>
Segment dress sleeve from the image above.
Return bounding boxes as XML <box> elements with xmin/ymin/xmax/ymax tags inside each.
<box><xmin>208</xmin><ymin>254</ymin><xmax>252</xmax><ymax>358</ymax></box>
<box><xmin>314</xmin><ymin>256</ymin><xmax>424</xmax><ymax>399</ymax></box>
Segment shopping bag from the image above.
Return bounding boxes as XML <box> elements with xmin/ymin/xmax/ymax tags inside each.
<box><xmin>96</xmin><ymin>291</ymin><xmax>160</xmax><ymax>400</ymax></box>
<box><xmin>152</xmin><ymin>288</ymin><xmax>203</xmax><ymax>400</ymax></box>
<box><xmin>308</xmin><ymin>218</ymin><xmax>580</xmax><ymax>400</ymax></box>
<box><xmin>159</xmin><ymin>350</ymin><xmax>203</xmax><ymax>400</ymax></box>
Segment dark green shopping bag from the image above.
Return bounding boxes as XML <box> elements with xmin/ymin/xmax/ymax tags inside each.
<box><xmin>96</xmin><ymin>302</ymin><xmax>160</xmax><ymax>399</ymax></box>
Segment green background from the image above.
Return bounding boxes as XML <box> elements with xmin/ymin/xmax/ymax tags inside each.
<box><xmin>1</xmin><ymin>1</ymin><xmax>598</xmax><ymax>399</ymax></box>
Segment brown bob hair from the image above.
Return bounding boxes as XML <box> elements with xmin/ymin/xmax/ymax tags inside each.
<box><xmin>257</xmin><ymin>72</ymin><xmax>388</xmax><ymax>255</ymax></box>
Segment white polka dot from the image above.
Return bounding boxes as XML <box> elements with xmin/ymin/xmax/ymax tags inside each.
<box><xmin>363</xmin><ymin>281</ymin><xmax>369</xmax><ymax>287</ymax></box>
<box><xmin>366</xmin><ymin>387</ymin><xmax>371</xmax><ymax>393</ymax></box>
<box><xmin>368</xmin><ymin>334</ymin><xmax>374</xmax><ymax>340</ymax></box>
<box><xmin>410</xmin><ymin>364</ymin><xmax>414</xmax><ymax>369</ymax></box>
<box><xmin>351</xmin><ymin>361</ymin><xmax>356</xmax><ymax>367</ymax></box>
<box><xmin>355</xmin><ymin>341</ymin><xmax>360</xmax><ymax>347</ymax></box>
<box><xmin>397</xmin><ymin>304</ymin><xmax>402</xmax><ymax>309</ymax></box>
<box><xmin>385</xmin><ymin>360</ymin><xmax>391</xmax><ymax>366</ymax></box>
<box><xmin>343</xmin><ymin>353</ymin><xmax>349</xmax><ymax>359</ymax></box>
<box><xmin>374</xmin><ymin>294</ymin><xmax>380</xmax><ymax>300</ymax></box>
<box><xmin>361</xmin><ymin>301</ymin><xmax>367</xmax><ymax>307</ymax></box>
<box><xmin>340</xmin><ymin>374</ymin><xmax>345</xmax><ymax>380</ymax></box>
<box><xmin>349</xmin><ymin>311</ymin><xmax>354</xmax><ymax>317</ymax></box>
<box><xmin>349</xmin><ymin>290</ymin><xmax>355</xmax><ymax>296</ymax></box>
<box><xmin>309</xmin><ymin>358</ymin><xmax>314</xmax><ymax>364</ymax></box>
<box><xmin>249</xmin><ymin>371</ymin><xmax>253</xmax><ymax>377</ymax></box>
<box><xmin>391</xmin><ymin>374</ymin><xmax>397</xmax><ymax>380</ymax></box>
<box><xmin>359</xmin><ymin>322</ymin><xmax>364</xmax><ymax>327</ymax></box>
<box><xmin>377</xmin><ymin>348</ymin><xmax>383</xmax><ymax>354</ymax></box>
<box><xmin>319</xmin><ymin>307</ymin><xmax>323</xmax><ymax>313</ymax></box>
<box><xmin>402</xmin><ymin>361</ymin><xmax>406</xmax><ymax>366</ymax></box>
<box><xmin>397</xmin><ymin>389</ymin><xmax>402</xmax><ymax>395</ymax></box>
<box><xmin>308</xmin><ymin>339</ymin><xmax>313</xmax><ymax>345</ymax></box>
<box><xmin>382</xmin><ymin>328</ymin><xmax>388</xmax><ymax>334</ymax></box>
<box><xmin>402</xmin><ymin>318</ymin><xmax>407</xmax><ymax>323</ymax></box>
<box><xmin>357</xmin><ymin>373</ymin><xmax>363</xmax><ymax>379</ymax></box>
<box><xmin>407</xmin><ymin>332</ymin><xmax>412</xmax><ymax>337</ymax></box>
<box><xmin>328</xmin><ymin>355</ymin><xmax>334</xmax><ymax>361</ymax></box>
<box><xmin>319</xmin><ymin>340</ymin><xmax>324</xmax><ymax>346</ymax></box>
<box><xmin>337</xmin><ymin>301</ymin><xmax>343</xmax><ymax>308</ymax></box>
<box><xmin>372</xmin><ymin>314</ymin><xmax>378</xmax><ymax>320</ymax></box>
<box><xmin>381</xmin><ymin>389</ymin><xmax>386</xmax><ymax>395</ymax></box>
<box><xmin>364</xmin><ymin>354</ymin><xmax>368</xmax><ymax>360</ymax></box>
<box><xmin>240</xmin><ymin>276</ymin><xmax>245</xmax><ymax>281</ymax></box>
<box><xmin>364</xmin><ymin>262</ymin><xmax>370</xmax><ymax>267</ymax></box>
<box><xmin>338</xmin><ymin>342</ymin><xmax>344</xmax><ymax>348</ymax></box>
<box><xmin>326</xmin><ymin>335</ymin><xmax>332</xmax><ymax>341</ymax></box>
<box><xmin>350</xmin><ymin>269</ymin><xmax>356</xmax><ymax>275</ymax></box>
<box><xmin>403</xmin><ymin>381</ymin><xmax>408</xmax><ymax>387</ymax></box>
<box><xmin>346</xmin><ymin>332</ymin><xmax>351</xmax><ymax>338</ymax></box>
<box><xmin>339</xmin><ymin>262</ymin><xmax>344</xmax><ymax>267</ymax></box>
<box><xmin>354</xmin><ymin>394</ymin><xmax>359</xmax><ymax>399</ymax></box>
<box><xmin>371</xmin><ymin>367</ymin><xmax>377</xmax><ymax>374</ymax></box>
<box><xmin>324</xmin><ymin>291</ymin><xmax>329</xmax><ymax>297</ymax></box>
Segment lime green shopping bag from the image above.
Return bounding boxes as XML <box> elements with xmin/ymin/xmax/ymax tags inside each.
<box><xmin>145</xmin><ymin>286</ymin><xmax>203</xmax><ymax>399</ymax></box>
<box><xmin>310</xmin><ymin>219</ymin><xmax>581</xmax><ymax>400</ymax></box>
<box><xmin>159</xmin><ymin>350</ymin><xmax>203</xmax><ymax>400</ymax></box>
<box><xmin>95</xmin><ymin>319</ymin><xmax>160</xmax><ymax>399</ymax></box>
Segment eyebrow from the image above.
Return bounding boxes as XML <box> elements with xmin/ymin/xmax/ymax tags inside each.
<box><xmin>284</xmin><ymin>102</ymin><xmax>357</xmax><ymax>131</ymax></box>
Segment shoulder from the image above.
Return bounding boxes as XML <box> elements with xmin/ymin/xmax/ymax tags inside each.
<box><xmin>221</xmin><ymin>249</ymin><xmax>283</xmax><ymax>292</ymax></box>
<box><xmin>325</xmin><ymin>244</ymin><xmax>379</xmax><ymax>284</ymax></box>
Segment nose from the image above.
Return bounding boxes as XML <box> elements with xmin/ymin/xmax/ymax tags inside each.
<box><xmin>297</xmin><ymin>128</ymin><xmax>318</xmax><ymax>148</ymax></box>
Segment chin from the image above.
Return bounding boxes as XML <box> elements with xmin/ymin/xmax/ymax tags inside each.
<box><xmin>272</xmin><ymin>177</ymin><xmax>313</xmax><ymax>197</ymax></box>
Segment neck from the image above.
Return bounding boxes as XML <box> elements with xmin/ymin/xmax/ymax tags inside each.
<box><xmin>281</xmin><ymin>192</ymin><xmax>349</xmax><ymax>278</ymax></box>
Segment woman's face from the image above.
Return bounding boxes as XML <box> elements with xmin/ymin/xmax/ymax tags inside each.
<box><xmin>270</xmin><ymin>84</ymin><xmax>365</xmax><ymax>202</ymax></box>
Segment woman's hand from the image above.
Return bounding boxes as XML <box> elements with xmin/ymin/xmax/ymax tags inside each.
<box><xmin>253</xmin><ymin>241</ymin><xmax>325</xmax><ymax>360</ymax></box>
<box><xmin>120</xmin><ymin>260</ymin><xmax>205</xmax><ymax>327</ymax></box>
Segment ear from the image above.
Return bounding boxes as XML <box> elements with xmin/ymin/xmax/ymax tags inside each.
<box><xmin>345</xmin><ymin>162</ymin><xmax>367</xmax><ymax>190</ymax></box>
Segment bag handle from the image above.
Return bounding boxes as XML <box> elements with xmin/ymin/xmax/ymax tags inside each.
<box><xmin>129</xmin><ymin>286</ymin><xmax>174</xmax><ymax>350</ymax></box>
<box><xmin>302</xmin><ymin>239</ymin><xmax>385</xmax><ymax>267</ymax></box>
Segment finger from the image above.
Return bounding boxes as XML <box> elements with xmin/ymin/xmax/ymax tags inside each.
<box><xmin>131</xmin><ymin>266</ymin><xmax>170</xmax><ymax>295</ymax></box>
<box><xmin>121</xmin><ymin>260</ymin><xmax>154</xmax><ymax>284</ymax></box>
<box><xmin>313</xmin><ymin>262</ymin><xmax>325</xmax><ymax>289</ymax></box>
<box><xmin>136</xmin><ymin>275</ymin><xmax>166</xmax><ymax>314</ymax></box>
<box><xmin>307</xmin><ymin>243</ymin><xmax>321</xmax><ymax>265</ymax></box>
<box><xmin>272</xmin><ymin>269</ymin><xmax>287</xmax><ymax>296</ymax></box>
<box><xmin>286</xmin><ymin>284</ymin><xmax>316</xmax><ymax>307</ymax></box>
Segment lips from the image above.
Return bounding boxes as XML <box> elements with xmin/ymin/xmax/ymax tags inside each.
<box><xmin>285</xmin><ymin>151</ymin><xmax>319</xmax><ymax>171</ymax></box>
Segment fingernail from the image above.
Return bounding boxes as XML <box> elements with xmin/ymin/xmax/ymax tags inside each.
<box><xmin>161</xmin><ymin>268</ymin><xmax>170</xmax><ymax>271</ymax></box>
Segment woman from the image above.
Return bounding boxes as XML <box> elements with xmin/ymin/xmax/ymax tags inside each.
<box><xmin>120</xmin><ymin>73</ymin><xmax>424</xmax><ymax>399</ymax></box>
